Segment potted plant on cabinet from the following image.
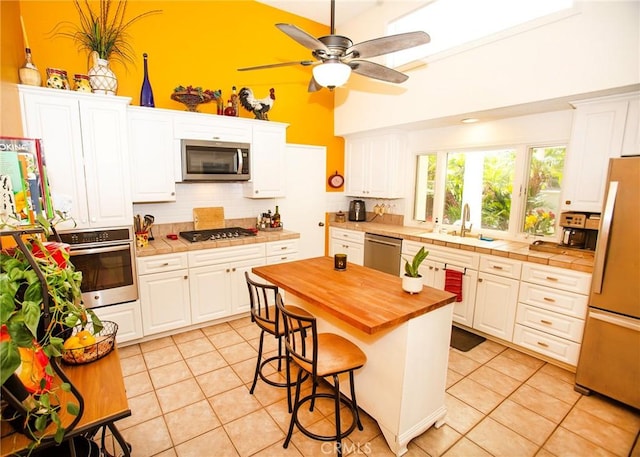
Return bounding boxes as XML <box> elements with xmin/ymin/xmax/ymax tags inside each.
<box><xmin>401</xmin><ymin>247</ymin><xmax>429</xmax><ymax>294</ymax></box>
<box><xmin>53</xmin><ymin>0</ymin><xmax>161</xmax><ymax>94</ymax></box>
<box><xmin>0</xmin><ymin>216</ymin><xmax>102</xmax><ymax>449</ymax></box>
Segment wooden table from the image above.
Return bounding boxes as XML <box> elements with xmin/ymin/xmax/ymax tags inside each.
<box><xmin>1</xmin><ymin>348</ymin><xmax>131</xmax><ymax>456</ymax></box>
<box><xmin>252</xmin><ymin>257</ymin><xmax>457</xmax><ymax>456</ymax></box>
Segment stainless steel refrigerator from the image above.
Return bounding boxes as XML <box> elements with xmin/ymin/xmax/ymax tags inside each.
<box><xmin>575</xmin><ymin>156</ymin><xmax>640</xmax><ymax>409</ymax></box>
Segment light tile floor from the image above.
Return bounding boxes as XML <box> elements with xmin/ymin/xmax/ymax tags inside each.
<box><xmin>111</xmin><ymin>317</ymin><xmax>640</xmax><ymax>457</ymax></box>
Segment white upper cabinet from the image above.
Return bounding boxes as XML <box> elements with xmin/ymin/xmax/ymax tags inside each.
<box><xmin>19</xmin><ymin>85</ymin><xmax>132</xmax><ymax>229</ymax></box>
<box><xmin>345</xmin><ymin>132</ymin><xmax>406</xmax><ymax>198</ymax></box>
<box><xmin>562</xmin><ymin>92</ymin><xmax>639</xmax><ymax>213</ymax></box>
<box><xmin>173</xmin><ymin>112</ymin><xmax>252</xmax><ymax>143</ymax></box>
<box><xmin>243</xmin><ymin>122</ymin><xmax>287</xmax><ymax>198</ymax></box>
<box><xmin>128</xmin><ymin>107</ymin><xmax>176</xmax><ymax>202</ymax></box>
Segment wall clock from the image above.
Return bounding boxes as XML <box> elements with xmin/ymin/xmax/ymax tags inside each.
<box><xmin>328</xmin><ymin>171</ymin><xmax>344</xmax><ymax>188</ymax></box>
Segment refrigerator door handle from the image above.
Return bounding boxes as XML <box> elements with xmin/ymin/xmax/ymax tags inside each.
<box><xmin>592</xmin><ymin>181</ymin><xmax>618</xmax><ymax>294</ymax></box>
<box><xmin>588</xmin><ymin>308</ymin><xmax>640</xmax><ymax>332</ymax></box>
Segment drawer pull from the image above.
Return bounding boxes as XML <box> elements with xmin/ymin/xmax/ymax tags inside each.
<box><xmin>546</xmin><ymin>276</ymin><xmax>558</xmax><ymax>281</ymax></box>
<box><xmin>280</xmin><ymin>246</ymin><xmax>287</xmax><ymax>250</ymax></box>
<box><xmin>543</xmin><ymin>297</ymin><xmax>556</xmax><ymax>302</ymax></box>
<box><xmin>161</xmin><ymin>262</ymin><xmax>169</xmax><ymax>266</ymax></box>
<box><xmin>537</xmin><ymin>341</ymin><xmax>549</xmax><ymax>348</ymax></box>
<box><xmin>492</xmin><ymin>265</ymin><xmax>504</xmax><ymax>270</ymax></box>
<box><xmin>540</xmin><ymin>320</ymin><xmax>553</xmax><ymax>325</ymax></box>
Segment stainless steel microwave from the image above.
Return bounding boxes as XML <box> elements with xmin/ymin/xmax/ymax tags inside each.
<box><xmin>181</xmin><ymin>139</ymin><xmax>250</xmax><ymax>181</ymax></box>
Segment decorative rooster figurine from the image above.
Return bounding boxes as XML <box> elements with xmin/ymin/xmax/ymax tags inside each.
<box><xmin>238</xmin><ymin>87</ymin><xmax>275</xmax><ymax>120</ymax></box>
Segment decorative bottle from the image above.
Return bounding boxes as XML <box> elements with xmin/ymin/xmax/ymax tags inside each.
<box><xmin>216</xmin><ymin>90</ymin><xmax>224</xmax><ymax>115</ymax></box>
<box><xmin>273</xmin><ymin>206</ymin><xmax>281</xmax><ymax>227</ymax></box>
<box><xmin>140</xmin><ymin>53</ymin><xmax>155</xmax><ymax>107</ymax></box>
<box><xmin>224</xmin><ymin>100</ymin><xmax>236</xmax><ymax>116</ymax></box>
<box><xmin>230</xmin><ymin>86</ymin><xmax>239</xmax><ymax>116</ymax></box>
<box><xmin>18</xmin><ymin>48</ymin><xmax>42</xmax><ymax>86</ymax></box>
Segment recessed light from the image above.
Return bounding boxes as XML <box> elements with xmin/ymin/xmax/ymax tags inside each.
<box><xmin>461</xmin><ymin>118</ymin><xmax>479</xmax><ymax>124</ymax></box>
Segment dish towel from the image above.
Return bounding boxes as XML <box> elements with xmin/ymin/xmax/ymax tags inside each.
<box><xmin>444</xmin><ymin>269</ymin><xmax>464</xmax><ymax>302</ymax></box>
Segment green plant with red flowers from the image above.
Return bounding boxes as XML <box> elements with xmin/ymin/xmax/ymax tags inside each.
<box><xmin>1</xmin><ymin>217</ymin><xmax>101</xmax><ymax>448</ymax></box>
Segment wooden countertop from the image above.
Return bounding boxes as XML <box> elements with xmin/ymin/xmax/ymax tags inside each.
<box><xmin>1</xmin><ymin>348</ymin><xmax>130</xmax><ymax>456</ymax></box>
<box><xmin>252</xmin><ymin>256</ymin><xmax>457</xmax><ymax>335</ymax></box>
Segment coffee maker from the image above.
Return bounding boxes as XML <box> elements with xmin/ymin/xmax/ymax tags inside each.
<box><xmin>559</xmin><ymin>212</ymin><xmax>599</xmax><ymax>250</ymax></box>
<box><xmin>348</xmin><ymin>200</ymin><xmax>366</xmax><ymax>222</ymax></box>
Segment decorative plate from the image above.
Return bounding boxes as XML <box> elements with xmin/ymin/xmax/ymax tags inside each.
<box><xmin>328</xmin><ymin>171</ymin><xmax>344</xmax><ymax>188</ymax></box>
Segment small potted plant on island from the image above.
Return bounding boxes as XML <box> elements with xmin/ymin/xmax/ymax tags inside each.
<box><xmin>401</xmin><ymin>246</ymin><xmax>429</xmax><ymax>294</ymax></box>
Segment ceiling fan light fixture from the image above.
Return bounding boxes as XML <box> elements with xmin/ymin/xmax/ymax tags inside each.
<box><xmin>312</xmin><ymin>61</ymin><xmax>351</xmax><ymax>89</ymax></box>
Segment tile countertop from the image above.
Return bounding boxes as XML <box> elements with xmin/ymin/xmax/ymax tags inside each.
<box><xmin>135</xmin><ymin>229</ymin><xmax>300</xmax><ymax>258</ymax></box>
<box><xmin>330</xmin><ymin>221</ymin><xmax>595</xmax><ymax>274</ymax></box>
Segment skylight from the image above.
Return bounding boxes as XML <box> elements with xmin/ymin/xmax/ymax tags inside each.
<box><xmin>387</xmin><ymin>0</ymin><xmax>574</xmax><ymax>68</ymax></box>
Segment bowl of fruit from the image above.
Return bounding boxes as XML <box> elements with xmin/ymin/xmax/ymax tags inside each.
<box><xmin>61</xmin><ymin>321</ymin><xmax>118</xmax><ymax>365</ymax></box>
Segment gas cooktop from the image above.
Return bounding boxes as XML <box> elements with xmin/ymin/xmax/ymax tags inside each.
<box><xmin>179</xmin><ymin>227</ymin><xmax>257</xmax><ymax>243</ymax></box>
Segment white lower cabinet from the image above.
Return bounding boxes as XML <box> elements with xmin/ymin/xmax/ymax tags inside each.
<box><xmin>402</xmin><ymin>241</ymin><xmax>479</xmax><ymax>327</ymax></box>
<box><xmin>137</xmin><ymin>243</ymin><xmax>289</xmax><ymax>338</ymax></box>
<box><xmin>139</xmin><ymin>268</ymin><xmax>191</xmax><ymax>336</ymax></box>
<box><xmin>266</xmin><ymin>239</ymin><xmax>299</xmax><ymax>265</ymax></box>
<box><xmin>474</xmin><ymin>272</ymin><xmax>520</xmax><ymax>341</ymax></box>
<box><xmin>329</xmin><ymin>228</ymin><xmax>364</xmax><ymax>266</ymax></box>
<box><xmin>137</xmin><ymin>253</ymin><xmax>191</xmax><ymax>336</ymax></box>
<box><xmin>188</xmin><ymin>244</ymin><xmax>267</xmax><ymax>323</ymax></box>
<box><xmin>515</xmin><ymin>263</ymin><xmax>590</xmax><ymax>365</ymax></box>
<box><xmin>93</xmin><ymin>301</ymin><xmax>143</xmax><ymax>344</ymax></box>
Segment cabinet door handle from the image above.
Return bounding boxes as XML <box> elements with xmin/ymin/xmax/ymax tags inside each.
<box><xmin>492</xmin><ymin>265</ymin><xmax>504</xmax><ymax>270</ymax></box>
<box><xmin>540</xmin><ymin>319</ymin><xmax>553</xmax><ymax>325</ymax></box>
<box><xmin>537</xmin><ymin>341</ymin><xmax>549</xmax><ymax>348</ymax></box>
<box><xmin>429</xmin><ymin>266</ymin><xmax>434</xmax><ymax>270</ymax></box>
<box><xmin>545</xmin><ymin>276</ymin><xmax>558</xmax><ymax>281</ymax></box>
<box><xmin>232</xmin><ymin>267</ymin><xmax>236</xmax><ymax>272</ymax></box>
<box><xmin>183</xmin><ymin>275</ymin><xmax>188</xmax><ymax>280</ymax></box>
<box><xmin>226</xmin><ymin>268</ymin><xmax>231</xmax><ymax>273</ymax></box>
<box><xmin>543</xmin><ymin>297</ymin><xmax>556</xmax><ymax>302</ymax></box>
<box><xmin>478</xmin><ymin>278</ymin><xmax>483</xmax><ymax>283</ymax></box>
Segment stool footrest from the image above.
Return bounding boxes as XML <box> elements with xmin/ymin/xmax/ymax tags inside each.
<box><xmin>293</xmin><ymin>392</ymin><xmax>359</xmax><ymax>441</ymax></box>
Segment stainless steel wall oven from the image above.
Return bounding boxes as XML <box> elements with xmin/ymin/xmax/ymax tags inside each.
<box><xmin>56</xmin><ymin>227</ymin><xmax>138</xmax><ymax>309</ymax></box>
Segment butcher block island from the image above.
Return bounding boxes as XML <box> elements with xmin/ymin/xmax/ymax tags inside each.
<box><xmin>252</xmin><ymin>257</ymin><xmax>457</xmax><ymax>456</ymax></box>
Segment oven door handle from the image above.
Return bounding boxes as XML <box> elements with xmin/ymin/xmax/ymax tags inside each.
<box><xmin>70</xmin><ymin>245</ymin><xmax>131</xmax><ymax>256</ymax></box>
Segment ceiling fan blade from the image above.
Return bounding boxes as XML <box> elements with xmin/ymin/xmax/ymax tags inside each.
<box><xmin>348</xmin><ymin>60</ymin><xmax>409</xmax><ymax>84</ymax></box>
<box><xmin>308</xmin><ymin>76</ymin><xmax>322</xmax><ymax>92</ymax></box>
<box><xmin>348</xmin><ymin>31</ymin><xmax>431</xmax><ymax>59</ymax></box>
<box><xmin>238</xmin><ymin>60</ymin><xmax>316</xmax><ymax>71</ymax></box>
<box><xmin>276</xmin><ymin>23</ymin><xmax>330</xmax><ymax>52</ymax></box>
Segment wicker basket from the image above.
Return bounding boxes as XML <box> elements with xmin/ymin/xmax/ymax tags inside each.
<box><xmin>61</xmin><ymin>321</ymin><xmax>118</xmax><ymax>365</ymax></box>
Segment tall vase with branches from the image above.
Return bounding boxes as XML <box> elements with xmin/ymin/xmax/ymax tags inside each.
<box><xmin>53</xmin><ymin>0</ymin><xmax>161</xmax><ymax>94</ymax></box>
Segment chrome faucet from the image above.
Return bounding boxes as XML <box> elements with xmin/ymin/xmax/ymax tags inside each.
<box><xmin>461</xmin><ymin>203</ymin><xmax>472</xmax><ymax>237</ymax></box>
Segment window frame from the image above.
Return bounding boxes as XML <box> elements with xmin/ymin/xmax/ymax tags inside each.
<box><xmin>412</xmin><ymin>142</ymin><xmax>566</xmax><ymax>242</ymax></box>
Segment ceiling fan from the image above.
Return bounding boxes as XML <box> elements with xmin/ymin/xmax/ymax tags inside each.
<box><xmin>238</xmin><ymin>0</ymin><xmax>430</xmax><ymax>92</ymax></box>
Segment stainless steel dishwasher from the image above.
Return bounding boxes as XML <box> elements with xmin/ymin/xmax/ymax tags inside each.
<box><xmin>364</xmin><ymin>233</ymin><xmax>402</xmax><ymax>276</ymax></box>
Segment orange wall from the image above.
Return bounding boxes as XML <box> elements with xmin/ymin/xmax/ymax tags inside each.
<box><xmin>3</xmin><ymin>0</ymin><xmax>344</xmax><ymax>190</ymax></box>
<box><xmin>1</xmin><ymin>0</ymin><xmax>24</xmax><ymax>136</ymax></box>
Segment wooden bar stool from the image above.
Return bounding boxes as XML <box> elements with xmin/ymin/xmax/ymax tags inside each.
<box><xmin>276</xmin><ymin>293</ymin><xmax>367</xmax><ymax>456</ymax></box>
<box><xmin>244</xmin><ymin>272</ymin><xmax>311</xmax><ymax>396</ymax></box>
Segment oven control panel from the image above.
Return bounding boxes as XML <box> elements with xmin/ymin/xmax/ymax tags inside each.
<box><xmin>57</xmin><ymin>228</ymin><xmax>132</xmax><ymax>245</ymax></box>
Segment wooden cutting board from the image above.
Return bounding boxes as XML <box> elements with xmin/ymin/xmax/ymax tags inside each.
<box><xmin>193</xmin><ymin>207</ymin><xmax>225</xmax><ymax>230</ymax></box>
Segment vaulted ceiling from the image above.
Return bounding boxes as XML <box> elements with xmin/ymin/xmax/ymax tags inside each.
<box><xmin>256</xmin><ymin>0</ymin><xmax>379</xmax><ymax>27</ymax></box>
